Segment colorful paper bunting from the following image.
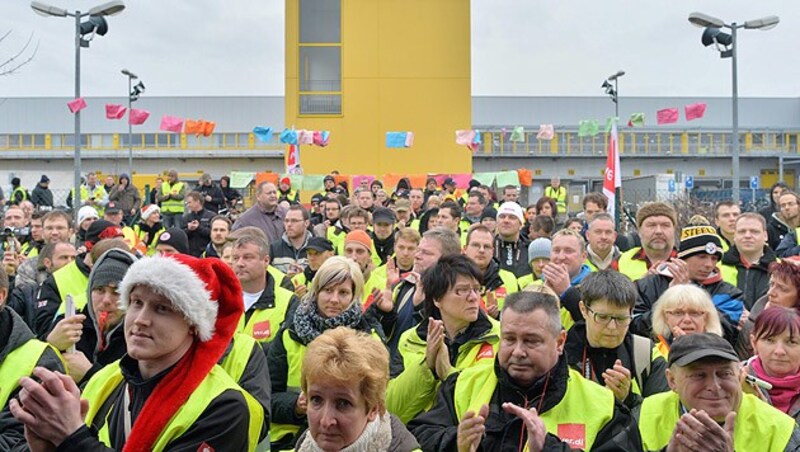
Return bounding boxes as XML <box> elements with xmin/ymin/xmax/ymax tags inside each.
<box><xmin>578</xmin><ymin>120</ymin><xmax>600</xmax><ymax>137</ymax></box>
<box><xmin>280</xmin><ymin>128</ymin><xmax>298</xmax><ymax>145</ymax></box>
<box><xmin>298</xmin><ymin>129</ymin><xmax>314</xmax><ymax>145</ymax></box>
<box><xmin>159</xmin><ymin>115</ymin><xmax>184</xmax><ymax>133</ymax></box>
<box><xmin>386</xmin><ymin>132</ymin><xmax>413</xmax><ymax>148</ymax></box>
<box><xmin>627</xmin><ymin>113</ymin><xmax>645</xmax><ymax>128</ymax></box>
<box><xmin>537</xmin><ymin>124</ymin><xmax>554</xmax><ymax>140</ymax></box>
<box><xmin>685</xmin><ymin>103</ymin><xmax>707</xmax><ymax>121</ymax></box>
<box><xmin>604</xmin><ymin>117</ymin><xmax>619</xmax><ymax>133</ymax></box>
<box><xmin>129</xmin><ymin>108</ymin><xmax>150</xmax><ymax>125</ymax></box>
<box><xmin>67</xmin><ymin>97</ymin><xmax>87</xmax><ymax>114</ymax></box>
<box><xmin>253</xmin><ymin>127</ymin><xmax>273</xmax><ymax>143</ymax></box>
<box><xmin>105</xmin><ymin>104</ymin><xmax>126</xmax><ymax>120</ymax></box>
<box><xmin>656</xmin><ymin>108</ymin><xmax>679</xmax><ymax>125</ymax></box>
<box><xmin>509</xmin><ymin>126</ymin><xmax>525</xmax><ymax>142</ymax></box>
<box><xmin>312</xmin><ymin>131</ymin><xmax>330</xmax><ymax>146</ymax></box>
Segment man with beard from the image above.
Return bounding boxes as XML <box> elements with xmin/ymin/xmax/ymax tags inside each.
<box><xmin>618</xmin><ymin>202</ymin><xmax>678</xmax><ymax>281</ymax></box>
<box><xmin>585</xmin><ymin>213</ymin><xmax>621</xmax><ymax>271</ymax></box>
<box><xmin>768</xmin><ymin>191</ymin><xmax>800</xmax><ymax>251</ymax></box>
<box><xmin>203</xmin><ymin>215</ymin><xmax>231</xmax><ymax>259</ymax></box>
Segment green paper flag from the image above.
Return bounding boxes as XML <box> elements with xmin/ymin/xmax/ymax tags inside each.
<box><xmin>229</xmin><ymin>171</ymin><xmax>255</xmax><ymax>189</ymax></box>
<box><xmin>302</xmin><ymin>175</ymin><xmax>325</xmax><ymax>191</ymax></box>
<box><xmin>281</xmin><ymin>174</ymin><xmax>303</xmax><ymax>191</ymax></box>
<box><xmin>605</xmin><ymin>117</ymin><xmax>619</xmax><ymax>133</ymax></box>
<box><xmin>495</xmin><ymin>171</ymin><xmax>520</xmax><ymax>187</ymax></box>
<box><xmin>578</xmin><ymin>120</ymin><xmax>600</xmax><ymax>137</ymax></box>
<box><xmin>472</xmin><ymin>172</ymin><xmax>496</xmax><ymax>187</ymax></box>
<box><xmin>628</xmin><ymin>112</ymin><xmax>645</xmax><ymax>127</ymax></box>
<box><xmin>510</xmin><ymin>126</ymin><xmax>525</xmax><ymax>142</ymax></box>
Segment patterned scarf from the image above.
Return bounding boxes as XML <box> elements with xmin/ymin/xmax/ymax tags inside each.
<box><xmin>293</xmin><ymin>299</ymin><xmax>364</xmax><ymax>345</ymax></box>
<box><xmin>297</xmin><ymin>412</ymin><xmax>392</xmax><ymax>452</ymax></box>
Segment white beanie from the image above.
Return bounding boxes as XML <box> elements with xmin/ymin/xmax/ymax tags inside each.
<box><xmin>119</xmin><ymin>255</ymin><xmax>218</xmax><ymax>341</ymax></box>
<box><xmin>141</xmin><ymin>204</ymin><xmax>161</xmax><ymax>220</ymax></box>
<box><xmin>78</xmin><ymin>205</ymin><xmax>99</xmax><ymax>225</ymax></box>
<box><xmin>496</xmin><ymin>202</ymin><xmax>524</xmax><ymax>224</ymax></box>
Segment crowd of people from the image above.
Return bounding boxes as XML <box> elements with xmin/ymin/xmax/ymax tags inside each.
<box><xmin>1</xmin><ymin>169</ymin><xmax>799</xmax><ymax>451</ymax></box>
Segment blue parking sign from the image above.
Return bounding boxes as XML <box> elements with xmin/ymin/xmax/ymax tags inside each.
<box><xmin>685</xmin><ymin>176</ymin><xmax>694</xmax><ymax>189</ymax></box>
<box><xmin>750</xmin><ymin>176</ymin><xmax>759</xmax><ymax>189</ymax></box>
<box><xmin>668</xmin><ymin>179</ymin><xmax>676</xmax><ymax>193</ymax></box>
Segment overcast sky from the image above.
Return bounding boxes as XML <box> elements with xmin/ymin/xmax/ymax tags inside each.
<box><xmin>0</xmin><ymin>1</ymin><xmax>796</xmax><ymax>98</ymax></box>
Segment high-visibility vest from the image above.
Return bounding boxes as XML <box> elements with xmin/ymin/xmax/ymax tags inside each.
<box><xmin>20</xmin><ymin>241</ymin><xmax>40</xmax><ymax>258</ymax></box>
<box><xmin>236</xmin><ymin>284</ymin><xmax>295</xmax><ymax>344</ymax></box>
<box><xmin>160</xmin><ymin>181</ymin><xmax>185</xmax><ymax>214</ymax></box>
<box><xmin>484</xmin><ymin>269</ymin><xmax>519</xmax><ymax>311</ymax></box>
<box><xmin>71</xmin><ymin>186</ymin><xmax>108</xmax><ymax>215</ymax></box>
<box><xmin>11</xmin><ymin>186</ymin><xmax>28</xmax><ymax>204</ymax></box>
<box><xmin>638</xmin><ymin>391</ymin><xmax>795</xmax><ymax>452</ymax></box>
<box><xmin>53</xmin><ymin>260</ymin><xmax>89</xmax><ymax>314</ymax></box>
<box><xmin>0</xmin><ymin>339</ymin><xmax>52</xmax><ymax>408</ymax></box>
<box><xmin>617</xmin><ymin>248</ymin><xmax>649</xmax><ymax>281</ymax></box>
<box><xmin>82</xmin><ymin>360</ymin><xmax>263</xmax><ymax>452</ymax></box>
<box><xmin>133</xmin><ymin>224</ymin><xmax>165</xmax><ymax>256</ymax></box>
<box><xmin>220</xmin><ymin>333</ymin><xmax>259</xmax><ymax>383</ymax></box>
<box><xmin>455</xmin><ymin>365</ymin><xmax>615</xmax><ymax>451</ymax></box>
<box><xmin>544</xmin><ymin>186</ymin><xmax>567</xmax><ymax>211</ymax></box>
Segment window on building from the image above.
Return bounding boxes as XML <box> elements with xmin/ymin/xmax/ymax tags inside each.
<box><xmin>299</xmin><ymin>0</ymin><xmax>342</xmax><ymax>115</ymax></box>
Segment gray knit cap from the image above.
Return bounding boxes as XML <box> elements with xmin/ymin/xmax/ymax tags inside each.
<box><xmin>528</xmin><ymin>238</ymin><xmax>552</xmax><ymax>262</ymax></box>
<box><xmin>91</xmin><ymin>249</ymin><xmax>137</xmax><ymax>290</ymax></box>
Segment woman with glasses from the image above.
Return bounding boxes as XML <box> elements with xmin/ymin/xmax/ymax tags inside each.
<box><xmin>651</xmin><ymin>284</ymin><xmax>724</xmax><ymax>357</ymax></box>
<box><xmin>385</xmin><ymin>254</ymin><xmax>501</xmax><ymax>424</ymax></box>
<box><xmin>565</xmin><ymin>270</ymin><xmax>669</xmax><ymax>409</ymax></box>
<box><xmin>737</xmin><ymin>260</ymin><xmax>800</xmax><ymax>359</ymax></box>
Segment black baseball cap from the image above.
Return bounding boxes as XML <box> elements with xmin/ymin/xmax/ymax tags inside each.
<box><xmin>105</xmin><ymin>201</ymin><xmax>122</xmax><ymax>214</ymax></box>
<box><xmin>372</xmin><ymin>207</ymin><xmax>397</xmax><ymax>224</ymax></box>
<box><xmin>306</xmin><ymin>237</ymin><xmax>334</xmax><ymax>252</ymax></box>
<box><xmin>668</xmin><ymin>333</ymin><xmax>738</xmax><ymax>367</ymax></box>
<box><xmin>443</xmin><ymin>177</ymin><xmax>456</xmax><ymax>187</ymax></box>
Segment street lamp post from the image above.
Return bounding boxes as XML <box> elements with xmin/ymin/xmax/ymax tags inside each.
<box><xmin>121</xmin><ymin>68</ymin><xmax>142</xmax><ymax>177</ymax></box>
<box><xmin>30</xmin><ymin>1</ymin><xmax>125</xmax><ymax>219</ymax></box>
<box><xmin>607</xmin><ymin>70</ymin><xmax>625</xmax><ymax>119</ymax></box>
<box><xmin>689</xmin><ymin>12</ymin><xmax>779</xmax><ymax>204</ymax></box>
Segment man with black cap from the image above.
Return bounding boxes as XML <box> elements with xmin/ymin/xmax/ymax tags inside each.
<box><xmin>291</xmin><ymin>236</ymin><xmax>334</xmax><ymax>296</ymax></box>
<box><xmin>637</xmin><ymin>333</ymin><xmax>800</xmax><ymax>451</ymax></box>
<box><xmin>33</xmin><ymin>220</ymin><xmax>123</xmax><ymax>339</ymax></box>
<box><xmin>323</xmin><ymin>174</ymin><xmax>344</xmax><ymax>197</ymax></box>
<box><xmin>30</xmin><ymin>175</ymin><xmax>54</xmax><ymax>209</ymax></box>
<box><xmin>155</xmin><ymin>228</ymin><xmax>190</xmax><ymax>255</ymax></box>
<box><xmin>371</xmin><ymin>207</ymin><xmax>398</xmax><ymax>265</ymax></box>
<box><xmin>632</xmin><ymin>225</ymin><xmax>744</xmax><ymax>342</ymax></box>
<box><xmin>441</xmin><ymin>177</ymin><xmax>457</xmax><ymax>197</ymax></box>
<box><xmin>8</xmin><ymin>177</ymin><xmax>28</xmax><ymax>206</ymax></box>
<box><xmin>309</xmin><ymin>192</ymin><xmax>325</xmax><ymax>225</ymax></box>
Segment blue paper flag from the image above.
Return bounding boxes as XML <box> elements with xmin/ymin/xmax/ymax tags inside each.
<box><xmin>253</xmin><ymin>127</ymin><xmax>273</xmax><ymax>143</ymax></box>
<box><xmin>386</xmin><ymin>132</ymin><xmax>407</xmax><ymax>148</ymax></box>
<box><xmin>280</xmin><ymin>128</ymin><xmax>298</xmax><ymax>145</ymax></box>
<box><xmin>472</xmin><ymin>129</ymin><xmax>482</xmax><ymax>145</ymax></box>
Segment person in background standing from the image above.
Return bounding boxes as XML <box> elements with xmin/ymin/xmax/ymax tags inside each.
<box><xmin>30</xmin><ymin>175</ymin><xmax>54</xmax><ymax>209</ymax></box>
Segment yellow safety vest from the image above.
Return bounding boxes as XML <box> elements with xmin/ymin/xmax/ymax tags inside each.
<box><xmin>488</xmin><ymin>269</ymin><xmax>519</xmax><ymax>311</ymax></box>
<box><xmin>20</xmin><ymin>241</ymin><xmax>40</xmax><ymax>258</ymax></box>
<box><xmin>11</xmin><ymin>186</ymin><xmax>28</xmax><ymax>203</ymax></box>
<box><xmin>82</xmin><ymin>360</ymin><xmax>263</xmax><ymax>452</ymax></box>
<box><xmin>455</xmin><ymin>366</ymin><xmax>615</xmax><ymax>451</ymax></box>
<box><xmin>291</xmin><ymin>272</ymin><xmax>309</xmax><ymax>290</ymax></box>
<box><xmin>544</xmin><ymin>186</ymin><xmax>567</xmax><ymax>211</ymax></box>
<box><xmin>326</xmin><ymin>226</ymin><xmax>345</xmax><ymax>253</ymax></box>
<box><xmin>53</xmin><ymin>261</ymin><xmax>89</xmax><ymax>314</ymax></box>
<box><xmin>0</xmin><ymin>339</ymin><xmax>52</xmax><ymax>408</ymax></box>
<box><xmin>237</xmin><ymin>284</ymin><xmax>295</xmax><ymax>344</ymax></box>
<box><xmin>638</xmin><ymin>391</ymin><xmax>795</xmax><ymax>452</ymax></box>
<box><xmin>71</xmin><ymin>186</ymin><xmax>108</xmax><ymax>216</ymax></box>
<box><xmin>617</xmin><ymin>248</ymin><xmax>649</xmax><ymax>281</ymax></box>
<box><xmin>220</xmin><ymin>333</ymin><xmax>259</xmax><ymax>384</ymax></box>
<box><xmin>160</xmin><ymin>181</ymin><xmax>185</xmax><ymax>214</ymax></box>
<box><xmin>133</xmin><ymin>224</ymin><xmax>166</xmax><ymax>256</ymax></box>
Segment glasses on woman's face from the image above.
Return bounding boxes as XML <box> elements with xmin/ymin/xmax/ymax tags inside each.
<box><xmin>586</xmin><ymin>306</ymin><xmax>632</xmax><ymax>326</ymax></box>
<box><xmin>665</xmin><ymin>310</ymin><xmax>706</xmax><ymax>319</ymax></box>
<box><xmin>452</xmin><ymin>285</ymin><xmax>485</xmax><ymax>298</ymax></box>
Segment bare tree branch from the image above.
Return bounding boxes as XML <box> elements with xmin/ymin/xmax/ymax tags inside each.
<box><xmin>0</xmin><ymin>31</ymin><xmax>39</xmax><ymax>76</ymax></box>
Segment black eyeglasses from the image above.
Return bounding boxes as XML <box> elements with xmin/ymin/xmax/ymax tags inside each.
<box><xmin>586</xmin><ymin>306</ymin><xmax>632</xmax><ymax>326</ymax></box>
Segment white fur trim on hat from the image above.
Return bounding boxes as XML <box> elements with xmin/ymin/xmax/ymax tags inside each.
<box><xmin>497</xmin><ymin>202</ymin><xmax>524</xmax><ymax>224</ymax></box>
<box><xmin>118</xmin><ymin>255</ymin><xmax>218</xmax><ymax>341</ymax></box>
<box><xmin>141</xmin><ymin>204</ymin><xmax>161</xmax><ymax>220</ymax></box>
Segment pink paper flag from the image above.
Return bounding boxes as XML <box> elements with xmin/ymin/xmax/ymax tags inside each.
<box><xmin>129</xmin><ymin>108</ymin><xmax>150</xmax><ymax>125</ymax></box>
<box><xmin>455</xmin><ymin>130</ymin><xmax>476</xmax><ymax>146</ymax></box>
<box><xmin>685</xmin><ymin>103</ymin><xmax>707</xmax><ymax>121</ymax></box>
<box><xmin>353</xmin><ymin>175</ymin><xmax>375</xmax><ymax>187</ymax></box>
<box><xmin>159</xmin><ymin>115</ymin><xmax>184</xmax><ymax>133</ymax></box>
<box><xmin>404</xmin><ymin>132</ymin><xmax>414</xmax><ymax>147</ymax></box>
<box><xmin>536</xmin><ymin>124</ymin><xmax>555</xmax><ymax>140</ymax></box>
<box><xmin>67</xmin><ymin>97</ymin><xmax>87</xmax><ymax>114</ymax></box>
<box><xmin>105</xmin><ymin>104</ymin><xmax>126</xmax><ymax>120</ymax></box>
<box><xmin>449</xmin><ymin>174</ymin><xmax>472</xmax><ymax>188</ymax></box>
<box><xmin>298</xmin><ymin>129</ymin><xmax>314</xmax><ymax>145</ymax></box>
<box><xmin>656</xmin><ymin>108</ymin><xmax>679</xmax><ymax>125</ymax></box>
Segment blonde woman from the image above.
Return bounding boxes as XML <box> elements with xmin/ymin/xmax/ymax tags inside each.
<box><xmin>651</xmin><ymin>284</ymin><xmax>723</xmax><ymax>357</ymax></box>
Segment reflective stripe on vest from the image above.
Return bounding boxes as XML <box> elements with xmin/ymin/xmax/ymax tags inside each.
<box><xmin>160</xmin><ymin>181</ymin><xmax>185</xmax><ymax>213</ymax></box>
<box><xmin>53</xmin><ymin>261</ymin><xmax>89</xmax><ymax>314</ymax></box>
<box><xmin>83</xmin><ymin>360</ymin><xmax>263</xmax><ymax>452</ymax></box>
<box><xmin>237</xmin><ymin>285</ymin><xmax>295</xmax><ymax>344</ymax></box>
<box><xmin>617</xmin><ymin>248</ymin><xmax>649</xmax><ymax>281</ymax></box>
<box><xmin>455</xmin><ymin>366</ymin><xmax>614</xmax><ymax>451</ymax></box>
<box><xmin>12</xmin><ymin>186</ymin><xmax>27</xmax><ymax>202</ymax></box>
<box><xmin>639</xmin><ymin>391</ymin><xmax>794</xmax><ymax>452</ymax></box>
<box><xmin>0</xmin><ymin>339</ymin><xmax>51</xmax><ymax>408</ymax></box>
<box><xmin>221</xmin><ymin>333</ymin><xmax>258</xmax><ymax>383</ymax></box>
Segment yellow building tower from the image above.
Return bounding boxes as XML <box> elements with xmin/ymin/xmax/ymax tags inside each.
<box><xmin>285</xmin><ymin>0</ymin><xmax>472</xmax><ymax>177</ymax></box>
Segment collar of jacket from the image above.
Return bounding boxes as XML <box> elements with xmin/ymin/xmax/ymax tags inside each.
<box><xmin>493</xmin><ymin>351</ymin><xmax>570</xmax><ymax>415</ymax></box>
<box><xmin>251</xmin><ymin>272</ymin><xmax>278</xmax><ymax>310</ymax></box>
<box><xmin>413</xmin><ymin>309</ymin><xmax>495</xmax><ymax>346</ymax></box>
<box><xmin>721</xmin><ymin>245</ymin><xmax>776</xmax><ymax>270</ymax></box>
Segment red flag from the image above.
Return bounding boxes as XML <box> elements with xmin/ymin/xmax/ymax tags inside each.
<box><xmin>685</xmin><ymin>103</ymin><xmax>707</xmax><ymax>121</ymax></box>
<box><xmin>286</xmin><ymin>144</ymin><xmax>300</xmax><ymax>173</ymax></box>
<box><xmin>603</xmin><ymin>120</ymin><xmax>621</xmax><ymax>222</ymax></box>
<box><xmin>159</xmin><ymin>115</ymin><xmax>184</xmax><ymax>133</ymax></box>
<box><xmin>201</xmin><ymin>121</ymin><xmax>216</xmax><ymax>137</ymax></box>
<box><xmin>67</xmin><ymin>97</ymin><xmax>87</xmax><ymax>114</ymax></box>
<box><xmin>129</xmin><ymin>108</ymin><xmax>150</xmax><ymax>125</ymax></box>
<box><xmin>105</xmin><ymin>104</ymin><xmax>126</xmax><ymax>120</ymax></box>
<box><xmin>656</xmin><ymin>108</ymin><xmax>679</xmax><ymax>125</ymax></box>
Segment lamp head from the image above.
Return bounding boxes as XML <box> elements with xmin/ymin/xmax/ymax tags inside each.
<box><xmin>88</xmin><ymin>0</ymin><xmax>125</xmax><ymax>16</ymax></box>
<box><xmin>689</xmin><ymin>12</ymin><xmax>725</xmax><ymax>28</ymax></box>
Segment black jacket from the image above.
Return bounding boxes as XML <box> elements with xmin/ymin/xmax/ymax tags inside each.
<box><xmin>269</xmin><ymin>232</ymin><xmax>310</xmax><ymax>275</ymax></box>
<box><xmin>196</xmin><ymin>183</ymin><xmax>225</xmax><ymax>213</ymax></box>
<box><xmin>182</xmin><ymin>208</ymin><xmax>216</xmax><ymax>257</ymax></box>
<box><xmin>31</xmin><ymin>184</ymin><xmax>54</xmax><ymax>207</ymax></box>
<box><xmin>0</xmin><ymin>308</ymin><xmax>64</xmax><ymax>451</ymax></box>
<box><xmin>633</xmin><ymin>272</ymin><xmax>742</xmax><ymax>345</ymax></box>
<box><xmin>34</xmin><ymin>255</ymin><xmax>92</xmax><ymax>339</ymax></box>
<box><xmin>408</xmin><ymin>354</ymin><xmax>642</xmax><ymax>452</ymax></box>
<box><xmin>564</xmin><ymin>322</ymin><xmax>669</xmax><ymax>409</ymax></box>
<box><xmin>267</xmin><ymin>309</ymin><xmax>384</xmax><ymax>451</ymax></box>
<box><xmin>767</xmin><ymin>212</ymin><xmax>792</xmax><ymax>251</ymax></box>
<box><xmin>720</xmin><ymin>245</ymin><xmax>776</xmax><ymax>309</ymax></box>
<box><xmin>483</xmin><ymin>259</ymin><xmax>507</xmax><ymax>292</ymax></box>
<box><xmin>493</xmin><ymin>235</ymin><xmax>531</xmax><ymax>279</ymax></box>
<box><xmin>56</xmin><ymin>356</ymin><xmax>252</xmax><ymax>452</ymax></box>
